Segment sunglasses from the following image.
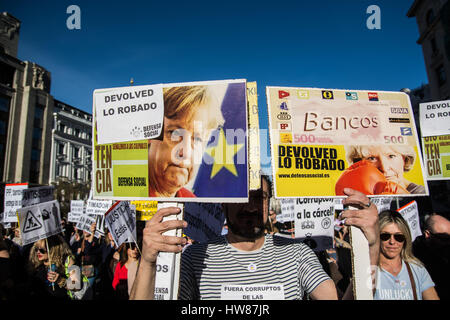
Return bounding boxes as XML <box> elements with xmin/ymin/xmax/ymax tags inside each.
<box><xmin>36</xmin><ymin>248</ymin><xmax>47</xmax><ymax>254</ymax></box>
<box><xmin>380</xmin><ymin>233</ymin><xmax>406</xmax><ymax>243</ymax></box>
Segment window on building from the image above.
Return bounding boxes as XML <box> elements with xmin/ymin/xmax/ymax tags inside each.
<box><xmin>58</xmin><ymin>143</ymin><xmax>65</xmax><ymax>155</ymax></box>
<box><xmin>0</xmin><ymin>95</ymin><xmax>10</xmax><ymax>181</ymax></box>
<box><xmin>73</xmin><ymin>168</ymin><xmax>78</xmax><ymax>180</ymax></box>
<box><xmin>0</xmin><ymin>61</ymin><xmax>15</xmax><ymax>87</ymax></box>
<box><xmin>74</xmin><ymin>146</ymin><xmax>80</xmax><ymax>158</ymax></box>
<box><xmin>426</xmin><ymin>9</ymin><xmax>435</xmax><ymax>26</ymax></box>
<box><xmin>60</xmin><ymin>123</ymin><xmax>66</xmax><ymax>133</ymax></box>
<box><xmin>437</xmin><ymin>65</ymin><xmax>447</xmax><ymax>86</ymax></box>
<box><xmin>430</xmin><ymin>38</ymin><xmax>438</xmax><ymax>55</ymax></box>
<box><xmin>75</xmin><ymin>128</ymin><xmax>80</xmax><ymax>137</ymax></box>
<box><xmin>30</xmin><ymin>104</ymin><xmax>45</xmax><ymax>183</ymax></box>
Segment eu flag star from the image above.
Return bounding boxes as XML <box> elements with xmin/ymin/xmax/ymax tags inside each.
<box><xmin>205</xmin><ymin>128</ymin><xmax>244</xmax><ymax>179</ymax></box>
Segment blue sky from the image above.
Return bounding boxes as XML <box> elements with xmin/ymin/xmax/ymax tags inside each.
<box><xmin>3</xmin><ymin>0</ymin><xmax>427</xmax><ymax>173</ymax></box>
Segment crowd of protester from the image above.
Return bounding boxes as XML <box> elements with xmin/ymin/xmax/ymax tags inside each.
<box><xmin>0</xmin><ymin>219</ymin><xmax>146</xmax><ymax>300</ymax></box>
<box><xmin>0</xmin><ymin>208</ymin><xmax>449</xmax><ymax>300</ymax></box>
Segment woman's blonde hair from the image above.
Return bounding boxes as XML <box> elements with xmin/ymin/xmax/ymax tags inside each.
<box><xmin>346</xmin><ymin>145</ymin><xmax>416</xmax><ymax>172</ymax></box>
<box><xmin>28</xmin><ymin>235</ymin><xmax>73</xmax><ymax>274</ymax></box>
<box><xmin>378</xmin><ymin>210</ymin><xmax>423</xmax><ymax>266</ymax></box>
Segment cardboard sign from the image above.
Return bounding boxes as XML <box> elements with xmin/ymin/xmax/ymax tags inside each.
<box><xmin>3</xmin><ymin>183</ymin><xmax>28</xmax><ymax>223</ymax></box>
<box><xmin>21</xmin><ymin>186</ymin><xmax>54</xmax><ymax>207</ymax></box>
<box><xmin>85</xmin><ymin>199</ymin><xmax>112</xmax><ymax>216</ymax></box>
<box><xmin>266</xmin><ymin>87</ymin><xmax>428</xmax><ymax>198</ymax></box>
<box><xmin>93</xmin><ymin>79</ymin><xmax>249</xmax><ymax>203</ymax></box>
<box><xmin>421</xmin><ymin>135</ymin><xmax>450</xmax><ymax>180</ymax></box>
<box><xmin>94</xmin><ymin>84</ymin><xmax>164</xmax><ymax>144</ymax></box>
<box><xmin>419</xmin><ymin>100</ymin><xmax>450</xmax><ymax>137</ymax></box>
<box><xmin>154</xmin><ymin>202</ymin><xmax>183</xmax><ymax>300</ymax></box>
<box><xmin>131</xmin><ymin>200</ymin><xmax>158</xmax><ymax>221</ymax></box>
<box><xmin>75</xmin><ymin>209</ymin><xmax>97</xmax><ymax>235</ymax></box>
<box><xmin>247</xmin><ymin>81</ymin><xmax>261</xmax><ymax>190</ymax></box>
<box><xmin>104</xmin><ymin>201</ymin><xmax>136</xmax><ymax>247</ymax></box>
<box><xmin>17</xmin><ymin>200</ymin><xmax>62</xmax><ymax>245</ymax></box>
<box><xmin>69</xmin><ymin>200</ymin><xmax>84</xmax><ymax>223</ymax></box>
<box><xmin>183</xmin><ymin>202</ymin><xmax>225</xmax><ymax>243</ymax></box>
<box><xmin>397</xmin><ymin>201</ymin><xmax>422</xmax><ymax>241</ymax></box>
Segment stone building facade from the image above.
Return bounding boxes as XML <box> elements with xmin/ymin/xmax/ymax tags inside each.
<box><xmin>0</xmin><ymin>12</ymin><xmax>92</xmax><ymax>188</ymax></box>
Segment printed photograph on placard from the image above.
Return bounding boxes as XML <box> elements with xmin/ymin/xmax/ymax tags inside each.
<box><xmin>266</xmin><ymin>87</ymin><xmax>428</xmax><ymax>198</ymax></box>
<box><xmin>93</xmin><ymin>79</ymin><xmax>249</xmax><ymax>202</ymax></box>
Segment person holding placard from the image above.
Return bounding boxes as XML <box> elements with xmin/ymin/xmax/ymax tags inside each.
<box><xmin>336</xmin><ymin>145</ymin><xmax>425</xmax><ymax>195</ymax></box>
<box><xmin>374</xmin><ymin>210</ymin><xmax>439</xmax><ymax>300</ymax></box>
<box><xmin>147</xmin><ymin>85</ymin><xmax>225</xmax><ymax>198</ymax></box>
<box><xmin>130</xmin><ymin>176</ymin><xmax>380</xmax><ymax>300</ymax></box>
<box><xmin>27</xmin><ymin>236</ymin><xmax>74</xmax><ymax>300</ymax></box>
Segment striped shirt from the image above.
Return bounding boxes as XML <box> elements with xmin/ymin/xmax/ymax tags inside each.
<box><xmin>179</xmin><ymin>234</ymin><xmax>330</xmax><ymax>300</ymax></box>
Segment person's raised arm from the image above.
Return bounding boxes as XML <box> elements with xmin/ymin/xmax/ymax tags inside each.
<box><xmin>339</xmin><ymin>188</ymin><xmax>380</xmax><ymax>299</ymax></box>
<box><xmin>129</xmin><ymin>207</ymin><xmax>187</xmax><ymax>300</ymax></box>
<box><xmin>339</xmin><ymin>188</ymin><xmax>380</xmax><ymax>267</ymax></box>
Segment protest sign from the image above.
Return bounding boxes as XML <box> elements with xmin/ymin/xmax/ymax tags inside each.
<box><xmin>4</xmin><ymin>183</ymin><xmax>28</xmax><ymax>223</ymax></box>
<box><xmin>94</xmin><ymin>84</ymin><xmax>164</xmax><ymax>145</ymax></box>
<box><xmin>17</xmin><ymin>200</ymin><xmax>62</xmax><ymax>246</ymax></box>
<box><xmin>85</xmin><ymin>199</ymin><xmax>112</xmax><ymax>216</ymax></box>
<box><xmin>419</xmin><ymin>99</ymin><xmax>450</xmax><ymax>137</ymax></box>
<box><xmin>293</xmin><ymin>198</ymin><xmax>335</xmax><ymax>251</ymax></box>
<box><xmin>131</xmin><ymin>200</ymin><xmax>158</xmax><ymax>221</ymax></box>
<box><xmin>93</xmin><ymin>79</ymin><xmax>249</xmax><ymax>203</ymax></box>
<box><xmin>397</xmin><ymin>201</ymin><xmax>422</xmax><ymax>241</ymax></box>
<box><xmin>421</xmin><ymin>135</ymin><xmax>450</xmax><ymax>180</ymax></box>
<box><xmin>104</xmin><ymin>201</ymin><xmax>136</xmax><ymax>248</ymax></box>
<box><xmin>21</xmin><ymin>186</ymin><xmax>54</xmax><ymax>207</ymax></box>
<box><xmin>69</xmin><ymin>200</ymin><xmax>84</xmax><ymax>223</ymax></box>
<box><xmin>247</xmin><ymin>81</ymin><xmax>261</xmax><ymax>190</ymax></box>
<box><xmin>76</xmin><ymin>209</ymin><xmax>97</xmax><ymax>235</ymax></box>
<box><xmin>279</xmin><ymin>199</ymin><xmax>295</xmax><ymax>224</ymax></box>
<box><xmin>183</xmin><ymin>202</ymin><xmax>225</xmax><ymax>243</ymax></box>
<box><xmin>266</xmin><ymin>87</ymin><xmax>428</xmax><ymax>198</ymax></box>
<box><xmin>154</xmin><ymin>202</ymin><xmax>183</xmax><ymax>300</ymax></box>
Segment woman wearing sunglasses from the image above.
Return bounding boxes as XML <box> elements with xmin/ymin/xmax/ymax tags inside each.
<box><xmin>27</xmin><ymin>235</ymin><xmax>74</xmax><ymax>300</ymax></box>
<box><xmin>374</xmin><ymin>210</ymin><xmax>439</xmax><ymax>300</ymax></box>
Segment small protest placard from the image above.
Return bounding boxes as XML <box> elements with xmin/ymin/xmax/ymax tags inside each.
<box><xmin>419</xmin><ymin>100</ymin><xmax>450</xmax><ymax>137</ymax></box>
<box><xmin>104</xmin><ymin>201</ymin><xmax>136</xmax><ymax>248</ymax></box>
<box><xmin>94</xmin><ymin>84</ymin><xmax>164</xmax><ymax>145</ymax></box>
<box><xmin>4</xmin><ymin>183</ymin><xmax>28</xmax><ymax>223</ymax></box>
<box><xmin>69</xmin><ymin>200</ymin><xmax>84</xmax><ymax>223</ymax></box>
<box><xmin>17</xmin><ymin>200</ymin><xmax>62</xmax><ymax>245</ymax></box>
<box><xmin>21</xmin><ymin>186</ymin><xmax>54</xmax><ymax>207</ymax></box>
<box><xmin>86</xmin><ymin>199</ymin><xmax>112</xmax><ymax>216</ymax></box>
<box><xmin>293</xmin><ymin>198</ymin><xmax>335</xmax><ymax>251</ymax></box>
<box><xmin>397</xmin><ymin>201</ymin><xmax>422</xmax><ymax>241</ymax></box>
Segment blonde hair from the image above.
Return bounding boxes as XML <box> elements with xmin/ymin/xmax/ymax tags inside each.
<box><xmin>163</xmin><ymin>85</ymin><xmax>225</xmax><ymax>131</ymax></box>
<box><xmin>346</xmin><ymin>145</ymin><xmax>416</xmax><ymax>172</ymax></box>
<box><xmin>28</xmin><ymin>235</ymin><xmax>74</xmax><ymax>274</ymax></box>
<box><xmin>379</xmin><ymin>210</ymin><xmax>423</xmax><ymax>266</ymax></box>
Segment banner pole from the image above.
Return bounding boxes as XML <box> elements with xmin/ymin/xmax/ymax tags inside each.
<box><xmin>45</xmin><ymin>238</ymin><xmax>55</xmax><ymax>291</ymax></box>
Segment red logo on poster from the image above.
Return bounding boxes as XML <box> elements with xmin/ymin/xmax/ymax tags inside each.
<box><xmin>368</xmin><ymin>92</ymin><xmax>379</xmax><ymax>101</ymax></box>
<box><xmin>278</xmin><ymin>90</ymin><xmax>290</xmax><ymax>99</ymax></box>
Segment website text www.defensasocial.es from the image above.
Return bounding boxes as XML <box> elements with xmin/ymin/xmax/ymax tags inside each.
<box><xmin>278</xmin><ymin>173</ymin><xmax>330</xmax><ymax>178</ymax></box>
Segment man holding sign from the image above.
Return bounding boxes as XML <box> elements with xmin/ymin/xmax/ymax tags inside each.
<box><xmin>131</xmin><ymin>176</ymin><xmax>380</xmax><ymax>300</ymax></box>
